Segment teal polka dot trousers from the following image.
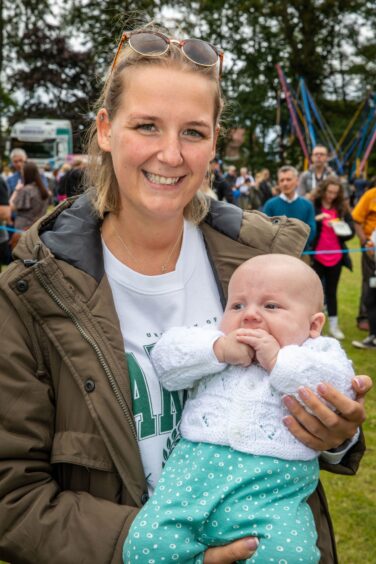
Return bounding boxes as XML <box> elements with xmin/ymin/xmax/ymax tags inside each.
<box><xmin>123</xmin><ymin>439</ymin><xmax>320</xmax><ymax>563</ymax></box>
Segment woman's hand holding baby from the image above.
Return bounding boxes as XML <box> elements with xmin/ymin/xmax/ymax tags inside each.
<box><xmin>236</xmin><ymin>328</ymin><xmax>280</xmax><ymax>372</ymax></box>
<box><xmin>213</xmin><ymin>331</ymin><xmax>255</xmax><ymax>366</ymax></box>
<box><xmin>282</xmin><ymin>376</ymin><xmax>372</xmax><ymax>451</ymax></box>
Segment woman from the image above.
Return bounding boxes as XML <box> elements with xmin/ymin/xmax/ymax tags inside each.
<box><xmin>9</xmin><ymin>160</ymin><xmax>50</xmax><ymax>249</ymax></box>
<box><xmin>0</xmin><ymin>25</ymin><xmax>370</xmax><ymax>564</ymax></box>
<box><xmin>257</xmin><ymin>167</ymin><xmax>273</xmax><ymax>208</ymax></box>
<box><xmin>312</xmin><ymin>176</ymin><xmax>355</xmax><ymax>340</ymax></box>
<box><xmin>9</xmin><ymin>160</ymin><xmax>50</xmax><ymax>230</ymax></box>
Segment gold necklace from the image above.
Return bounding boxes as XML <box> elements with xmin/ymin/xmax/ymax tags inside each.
<box><xmin>112</xmin><ymin>219</ymin><xmax>184</xmax><ymax>274</ymax></box>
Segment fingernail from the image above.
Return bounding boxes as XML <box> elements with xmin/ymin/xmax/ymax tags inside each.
<box><xmin>298</xmin><ymin>386</ymin><xmax>310</xmax><ymax>400</ymax></box>
<box><xmin>283</xmin><ymin>395</ymin><xmax>293</xmax><ymax>407</ymax></box>
<box><xmin>317</xmin><ymin>383</ymin><xmax>328</xmax><ymax>394</ymax></box>
<box><xmin>354</xmin><ymin>377</ymin><xmax>365</xmax><ymax>391</ymax></box>
<box><xmin>283</xmin><ymin>416</ymin><xmax>292</xmax><ymax>427</ymax></box>
<box><xmin>245</xmin><ymin>538</ymin><xmax>259</xmax><ymax>550</ymax></box>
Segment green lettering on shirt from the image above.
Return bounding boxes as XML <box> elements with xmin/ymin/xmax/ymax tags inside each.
<box><xmin>127</xmin><ymin>348</ymin><xmax>184</xmax><ymax>440</ymax></box>
<box><xmin>159</xmin><ymin>386</ymin><xmax>183</xmax><ymax>433</ymax></box>
<box><xmin>143</xmin><ymin>343</ymin><xmax>183</xmax><ymax>433</ymax></box>
<box><xmin>126</xmin><ymin>352</ymin><xmax>156</xmax><ymax>439</ymax></box>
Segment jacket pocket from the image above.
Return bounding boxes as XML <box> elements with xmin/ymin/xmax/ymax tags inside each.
<box><xmin>51</xmin><ymin>431</ymin><xmax>123</xmax><ymax>502</ymax></box>
<box><xmin>51</xmin><ymin>430</ymin><xmax>115</xmax><ymax>471</ymax></box>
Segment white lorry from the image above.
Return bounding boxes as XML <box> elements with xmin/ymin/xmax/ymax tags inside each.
<box><xmin>9</xmin><ymin>118</ymin><xmax>73</xmax><ymax>170</ymax></box>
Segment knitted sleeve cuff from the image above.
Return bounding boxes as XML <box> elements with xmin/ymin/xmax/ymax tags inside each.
<box><xmin>151</xmin><ymin>326</ymin><xmax>227</xmax><ymax>391</ymax></box>
<box><xmin>269</xmin><ymin>337</ymin><xmax>355</xmax><ymax>402</ymax></box>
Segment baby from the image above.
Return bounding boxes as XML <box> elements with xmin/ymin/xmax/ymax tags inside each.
<box><xmin>123</xmin><ymin>254</ymin><xmax>355</xmax><ymax>564</ymax></box>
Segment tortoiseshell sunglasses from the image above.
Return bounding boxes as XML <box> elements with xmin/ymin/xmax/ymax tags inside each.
<box><xmin>110</xmin><ymin>30</ymin><xmax>224</xmax><ymax>78</ymax></box>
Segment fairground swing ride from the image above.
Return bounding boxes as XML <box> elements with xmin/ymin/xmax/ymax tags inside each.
<box><xmin>276</xmin><ymin>64</ymin><xmax>376</xmax><ymax>178</ymax></box>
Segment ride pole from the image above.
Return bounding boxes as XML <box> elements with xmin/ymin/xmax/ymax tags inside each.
<box><xmin>300</xmin><ymin>78</ymin><xmax>316</xmax><ymax>148</ymax></box>
<box><xmin>359</xmin><ymin>124</ymin><xmax>376</xmax><ymax>173</ymax></box>
<box><xmin>276</xmin><ymin>64</ymin><xmax>310</xmax><ymax>164</ymax></box>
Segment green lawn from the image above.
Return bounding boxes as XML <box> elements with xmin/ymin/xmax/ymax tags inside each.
<box><xmin>0</xmin><ymin>237</ymin><xmax>374</xmax><ymax>564</ymax></box>
<box><xmin>320</xmin><ymin>237</ymin><xmax>376</xmax><ymax>563</ymax></box>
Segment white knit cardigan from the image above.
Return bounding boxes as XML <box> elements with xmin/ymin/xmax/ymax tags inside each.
<box><xmin>151</xmin><ymin>327</ymin><xmax>355</xmax><ymax>461</ymax></box>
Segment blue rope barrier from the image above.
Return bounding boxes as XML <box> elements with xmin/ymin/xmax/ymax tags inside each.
<box><xmin>303</xmin><ymin>246</ymin><xmax>376</xmax><ymax>255</ymax></box>
<box><xmin>1</xmin><ymin>225</ymin><xmax>375</xmax><ymax>257</ymax></box>
<box><xmin>0</xmin><ymin>225</ymin><xmax>25</xmax><ymax>234</ymax></box>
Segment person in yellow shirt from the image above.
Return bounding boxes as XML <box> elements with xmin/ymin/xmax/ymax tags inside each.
<box><xmin>352</xmin><ymin>187</ymin><xmax>376</xmax><ymax>347</ymax></box>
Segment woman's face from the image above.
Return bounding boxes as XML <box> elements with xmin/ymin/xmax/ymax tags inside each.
<box><xmin>97</xmin><ymin>65</ymin><xmax>218</xmax><ymax>222</ymax></box>
<box><xmin>323</xmin><ymin>183</ymin><xmax>340</xmax><ymax>205</ymax></box>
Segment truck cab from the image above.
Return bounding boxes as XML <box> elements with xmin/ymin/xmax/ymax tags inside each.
<box><xmin>9</xmin><ymin>119</ymin><xmax>73</xmax><ymax>170</ymax></box>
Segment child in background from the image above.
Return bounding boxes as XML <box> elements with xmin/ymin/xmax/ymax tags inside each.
<box><xmin>124</xmin><ymin>254</ymin><xmax>356</xmax><ymax>564</ymax></box>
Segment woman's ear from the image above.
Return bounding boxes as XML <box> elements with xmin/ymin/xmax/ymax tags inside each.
<box><xmin>96</xmin><ymin>109</ymin><xmax>112</xmax><ymax>152</ymax></box>
<box><xmin>309</xmin><ymin>312</ymin><xmax>326</xmax><ymax>338</ymax></box>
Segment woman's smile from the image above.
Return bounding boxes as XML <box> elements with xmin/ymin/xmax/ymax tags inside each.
<box><xmin>142</xmin><ymin>170</ymin><xmax>185</xmax><ymax>187</ymax></box>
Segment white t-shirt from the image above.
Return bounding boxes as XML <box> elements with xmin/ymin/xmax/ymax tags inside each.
<box><xmin>102</xmin><ymin>220</ymin><xmax>223</xmax><ymax>493</ymax></box>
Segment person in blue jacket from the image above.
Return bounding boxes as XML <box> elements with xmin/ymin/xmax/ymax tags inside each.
<box><xmin>264</xmin><ymin>165</ymin><xmax>316</xmax><ymax>255</ymax></box>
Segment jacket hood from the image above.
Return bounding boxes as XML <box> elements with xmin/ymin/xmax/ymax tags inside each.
<box><xmin>13</xmin><ymin>193</ymin><xmax>244</xmax><ymax>283</ymax></box>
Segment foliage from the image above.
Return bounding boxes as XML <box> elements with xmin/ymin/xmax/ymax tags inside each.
<box><xmin>168</xmin><ymin>1</ymin><xmax>376</xmax><ymax>173</ymax></box>
<box><xmin>8</xmin><ymin>23</ymin><xmax>98</xmax><ymax>152</ymax></box>
<box><xmin>0</xmin><ymin>1</ymin><xmax>376</xmax><ymax>167</ymax></box>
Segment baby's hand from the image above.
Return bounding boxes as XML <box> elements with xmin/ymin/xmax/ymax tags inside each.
<box><xmin>214</xmin><ymin>331</ymin><xmax>255</xmax><ymax>367</ymax></box>
<box><xmin>236</xmin><ymin>329</ymin><xmax>280</xmax><ymax>372</ymax></box>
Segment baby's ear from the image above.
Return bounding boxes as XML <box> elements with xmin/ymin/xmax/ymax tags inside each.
<box><xmin>309</xmin><ymin>312</ymin><xmax>326</xmax><ymax>338</ymax></box>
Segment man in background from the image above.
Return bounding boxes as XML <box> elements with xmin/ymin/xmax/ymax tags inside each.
<box><xmin>6</xmin><ymin>149</ymin><xmax>27</xmax><ymax>195</ymax></box>
<box><xmin>264</xmin><ymin>166</ymin><xmax>316</xmax><ymax>258</ymax></box>
<box><xmin>298</xmin><ymin>145</ymin><xmax>333</xmax><ymax>199</ymax></box>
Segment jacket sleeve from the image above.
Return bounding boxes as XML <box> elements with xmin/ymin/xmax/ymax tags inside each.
<box><xmin>151</xmin><ymin>326</ymin><xmax>227</xmax><ymax>391</ymax></box>
<box><xmin>297</xmin><ymin>171</ymin><xmax>310</xmax><ymax>196</ymax></box>
<box><xmin>0</xmin><ymin>291</ymin><xmax>138</xmax><ymax>564</ymax></box>
<box><xmin>306</xmin><ymin>201</ymin><xmax>317</xmax><ymax>245</ymax></box>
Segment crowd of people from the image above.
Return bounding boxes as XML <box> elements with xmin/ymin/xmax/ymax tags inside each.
<box><xmin>0</xmin><ymin>22</ymin><xmax>372</xmax><ymax>564</ymax></box>
<box><xmin>208</xmin><ymin>146</ymin><xmax>376</xmax><ymax>349</ymax></box>
<box><xmin>1</xmin><ymin>139</ymin><xmax>375</xmax><ymax>352</ymax></box>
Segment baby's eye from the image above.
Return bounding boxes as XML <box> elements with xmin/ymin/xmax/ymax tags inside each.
<box><xmin>232</xmin><ymin>303</ymin><xmax>245</xmax><ymax>310</ymax></box>
<box><xmin>265</xmin><ymin>303</ymin><xmax>279</xmax><ymax>310</ymax></box>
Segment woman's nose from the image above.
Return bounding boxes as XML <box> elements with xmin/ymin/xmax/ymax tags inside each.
<box><xmin>157</xmin><ymin>135</ymin><xmax>184</xmax><ymax>167</ymax></box>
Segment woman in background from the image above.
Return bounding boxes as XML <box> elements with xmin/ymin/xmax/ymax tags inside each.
<box><xmin>9</xmin><ymin>160</ymin><xmax>49</xmax><ymax>234</ymax></box>
<box><xmin>312</xmin><ymin>176</ymin><xmax>355</xmax><ymax>340</ymax></box>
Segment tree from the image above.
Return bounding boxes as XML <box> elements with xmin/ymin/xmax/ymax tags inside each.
<box><xmin>8</xmin><ymin>22</ymin><xmax>98</xmax><ymax>152</ymax></box>
<box><xmin>0</xmin><ymin>0</ymin><xmax>54</xmax><ymax>157</ymax></box>
<box><xmin>166</xmin><ymin>0</ymin><xmax>376</xmax><ymax>172</ymax></box>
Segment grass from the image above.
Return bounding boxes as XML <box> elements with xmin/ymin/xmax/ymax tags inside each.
<box><xmin>319</xmin><ymin>237</ymin><xmax>376</xmax><ymax>563</ymax></box>
<box><xmin>0</xmin><ymin>237</ymin><xmax>375</xmax><ymax>564</ymax></box>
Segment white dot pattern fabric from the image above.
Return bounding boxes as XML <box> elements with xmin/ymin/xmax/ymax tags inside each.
<box><xmin>123</xmin><ymin>440</ymin><xmax>320</xmax><ymax>563</ymax></box>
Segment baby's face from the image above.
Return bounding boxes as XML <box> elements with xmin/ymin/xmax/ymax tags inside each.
<box><xmin>221</xmin><ymin>263</ymin><xmax>318</xmax><ymax>347</ymax></box>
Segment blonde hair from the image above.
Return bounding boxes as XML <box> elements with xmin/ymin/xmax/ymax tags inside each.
<box><xmin>85</xmin><ymin>23</ymin><xmax>225</xmax><ymax>223</ymax></box>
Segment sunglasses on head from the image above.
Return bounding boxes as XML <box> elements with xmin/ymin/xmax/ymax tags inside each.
<box><xmin>110</xmin><ymin>30</ymin><xmax>224</xmax><ymax>78</ymax></box>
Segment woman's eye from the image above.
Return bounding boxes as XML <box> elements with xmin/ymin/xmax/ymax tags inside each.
<box><xmin>137</xmin><ymin>123</ymin><xmax>157</xmax><ymax>132</ymax></box>
<box><xmin>183</xmin><ymin>129</ymin><xmax>204</xmax><ymax>139</ymax></box>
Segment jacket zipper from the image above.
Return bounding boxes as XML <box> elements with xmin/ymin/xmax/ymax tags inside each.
<box><xmin>34</xmin><ymin>265</ymin><xmax>137</xmax><ymax>440</ymax></box>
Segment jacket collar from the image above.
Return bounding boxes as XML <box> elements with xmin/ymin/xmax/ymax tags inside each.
<box><xmin>33</xmin><ymin>193</ymin><xmax>243</xmax><ymax>282</ymax></box>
